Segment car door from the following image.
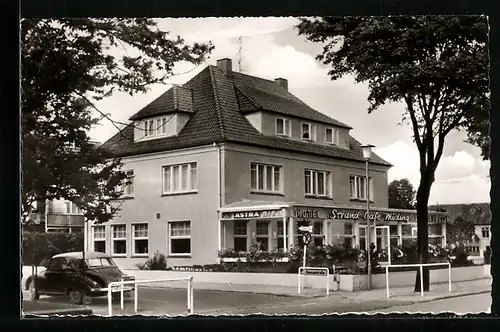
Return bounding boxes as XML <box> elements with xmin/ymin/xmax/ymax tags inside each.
<box><xmin>43</xmin><ymin>258</ymin><xmax>65</xmax><ymax>294</ymax></box>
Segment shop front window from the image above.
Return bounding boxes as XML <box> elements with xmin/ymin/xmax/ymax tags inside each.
<box><xmin>313</xmin><ymin>222</ymin><xmax>324</xmax><ymax>246</ymax></box>
<box><xmin>256</xmin><ymin>221</ymin><xmax>269</xmax><ymax>251</ymax></box>
<box><xmin>234</xmin><ymin>221</ymin><xmax>248</xmax><ymax>251</ymax></box>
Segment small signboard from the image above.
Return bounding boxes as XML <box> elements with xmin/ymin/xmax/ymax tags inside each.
<box><xmin>302</xmin><ymin>232</ymin><xmax>312</xmax><ymax>245</ymax></box>
<box><xmin>298</xmin><ymin>225</ymin><xmax>313</xmax><ymax>233</ymax></box>
<box><xmin>300</xmin><ymin>268</ymin><xmax>328</xmax><ymax>276</ymax></box>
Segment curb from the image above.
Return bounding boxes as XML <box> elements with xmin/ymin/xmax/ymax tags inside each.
<box><xmin>139</xmin><ymin>284</ymin><xmax>323</xmax><ymax>298</ymax></box>
<box><xmin>368</xmin><ymin>289</ymin><xmax>491</xmax><ymax>312</ymax></box>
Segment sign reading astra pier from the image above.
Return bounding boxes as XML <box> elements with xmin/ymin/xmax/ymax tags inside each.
<box><xmin>221</xmin><ymin>209</ymin><xmax>283</xmax><ymax>220</ymax></box>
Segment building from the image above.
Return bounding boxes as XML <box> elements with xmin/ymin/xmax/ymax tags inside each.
<box><xmin>88</xmin><ymin>58</ymin><xmax>448</xmax><ymax>269</ymax></box>
<box><xmin>430</xmin><ymin>203</ymin><xmax>491</xmax><ymax>259</ymax></box>
<box><xmin>28</xmin><ymin>199</ymin><xmax>85</xmax><ymax>233</ymax></box>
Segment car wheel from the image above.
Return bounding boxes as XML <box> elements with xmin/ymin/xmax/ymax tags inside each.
<box><xmin>68</xmin><ymin>289</ymin><xmax>86</xmax><ymax>305</ymax></box>
<box><xmin>28</xmin><ymin>280</ymin><xmax>40</xmax><ymax>301</ymax></box>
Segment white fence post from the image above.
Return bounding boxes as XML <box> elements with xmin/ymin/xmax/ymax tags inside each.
<box><xmin>134</xmin><ymin>284</ymin><xmax>138</xmax><ymax>314</ymax></box>
<box><xmin>107</xmin><ymin>283</ymin><xmax>113</xmax><ymax>316</ymax></box>
<box><xmin>419</xmin><ymin>265</ymin><xmax>424</xmax><ymax>297</ymax></box>
<box><xmin>384</xmin><ymin>262</ymin><xmax>452</xmax><ymax>299</ymax></box>
<box><xmin>297</xmin><ymin>267</ymin><xmax>329</xmax><ymax>296</ymax></box>
<box><xmin>385</xmin><ymin>266</ymin><xmax>389</xmax><ymax>298</ymax></box>
<box><xmin>107</xmin><ymin>277</ymin><xmax>193</xmax><ymax>317</ymax></box>
<box><xmin>120</xmin><ymin>277</ymin><xmax>124</xmax><ymax>310</ymax></box>
<box><xmin>448</xmin><ymin>262</ymin><xmax>452</xmax><ymax>292</ymax></box>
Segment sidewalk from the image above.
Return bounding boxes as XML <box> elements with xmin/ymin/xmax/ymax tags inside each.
<box><xmin>141</xmin><ymin>277</ymin><xmax>491</xmax><ymax>302</ymax></box>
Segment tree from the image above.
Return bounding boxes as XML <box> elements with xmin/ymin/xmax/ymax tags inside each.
<box><xmin>297</xmin><ymin>16</ymin><xmax>489</xmax><ymax>292</ymax></box>
<box><xmin>388</xmin><ymin>178</ymin><xmax>416</xmax><ymax>209</ymax></box>
<box><xmin>447</xmin><ymin>216</ymin><xmax>480</xmax><ymax>247</ymax></box>
<box><xmin>21</xmin><ymin>18</ymin><xmax>214</xmax><ymax>224</ymax></box>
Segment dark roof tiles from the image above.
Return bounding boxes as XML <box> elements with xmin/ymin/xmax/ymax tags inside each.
<box><xmin>102</xmin><ymin>64</ymin><xmax>391</xmax><ymax>167</ymax></box>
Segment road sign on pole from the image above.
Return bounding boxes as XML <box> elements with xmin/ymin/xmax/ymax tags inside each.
<box><xmin>298</xmin><ymin>225</ymin><xmax>313</xmax><ymax>233</ymax></box>
<box><xmin>302</xmin><ymin>232</ymin><xmax>312</xmax><ymax>245</ymax></box>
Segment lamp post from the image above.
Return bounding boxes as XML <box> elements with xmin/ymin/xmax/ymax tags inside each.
<box><xmin>361</xmin><ymin>144</ymin><xmax>375</xmax><ymax>290</ymax></box>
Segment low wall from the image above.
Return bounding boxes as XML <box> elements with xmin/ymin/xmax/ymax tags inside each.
<box><xmin>123</xmin><ymin>264</ymin><xmax>490</xmax><ymax>292</ymax></box>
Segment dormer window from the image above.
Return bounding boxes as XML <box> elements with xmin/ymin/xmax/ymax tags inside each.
<box><xmin>142</xmin><ymin>115</ymin><xmax>175</xmax><ymax>139</ymax></box>
<box><xmin>326</xmin><ymin>127</ymin><xmax>340</xmax><ymax>145</ymax></box>
<box><xmin>145</xmin><ymin>119</ymin><xmax>155</xmax><ymax>136</ymax></box>
<box><xmin>302</xmin><ymin>123</ymin><xmax>316</xmax><ymax>141</ymax></box>
<box><xmin>276</xmin><ymin>118</ymin><xmax>291</xmax><ymax>137</ymax></box>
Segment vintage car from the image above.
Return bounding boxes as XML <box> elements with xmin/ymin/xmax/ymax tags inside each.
<box><xmin>25</xmin><ymin>251</ymin><xmax>135</xmax><ymax>304</ymax></box>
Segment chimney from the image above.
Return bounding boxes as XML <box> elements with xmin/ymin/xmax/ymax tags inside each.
<box><xmin>274</xmin><ymin>78</ymin><xmax>288</xmax><ymax>90</ymax></box>
<box><xmin>217</xmin><ymin>58</ymin><xmax>232</xmax><ymax>75</ymax></box>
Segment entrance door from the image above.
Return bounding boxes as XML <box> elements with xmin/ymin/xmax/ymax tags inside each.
<box><xmin>376</xmin><ymin>226</ymin><xmax>391</xmax><ymax>265</ymax></box>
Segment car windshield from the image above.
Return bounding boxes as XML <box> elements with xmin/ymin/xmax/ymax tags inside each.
<box><xmin>85</xmin><ymin>257</ymin><xmax>117</xmax><ymax>268</ymax></box>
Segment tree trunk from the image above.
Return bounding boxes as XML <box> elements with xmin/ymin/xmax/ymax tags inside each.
<box><xmin>414</xmin><ymin>173</ymin><xmax>433</xmax><ymax>292</ymax></box>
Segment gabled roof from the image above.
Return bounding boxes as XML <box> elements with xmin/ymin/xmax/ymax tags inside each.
<box><xmin>102</xmin><ymin>64</ymin><xmax>391</xmax><ymax>167</ymax></box>
<box><xmin>230</xmin><ymin>72</ymin><xmax>352</xmax><ymax>128</ymax></box>
<box><xmin>129</xmin><ymin>85</ymin><xmax>194</xmax><ymax>121</ymax></box>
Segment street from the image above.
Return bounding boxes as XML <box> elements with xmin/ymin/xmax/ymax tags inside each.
<box><xmin>369</xmin><ymin>293</ymin><xmax>491</xmax><ymax>314</ymax></box>
<box><xmin>22</xmin><ymin>286</ymin><xmax>492</xmax><ymax>316</ymax></box>
<box><xmin>22</xmin><ymin>287</ymin><xmax>309</xmax><ymax>316</ymax></box>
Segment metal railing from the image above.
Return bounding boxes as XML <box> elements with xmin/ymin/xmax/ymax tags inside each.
<box><xmin>384</xmin><ymin>262</ymin><xmax>451</xmax><ymax>298</ymax></box>
<box><xmin>106</xmin><ymin>276</ymin><xmax>194</xmax><ymax>316</ymax></box>
<box><xmin>298</xmin><ymin>267</ymin><xmax>330</xmax><ymax>296</ymax></box>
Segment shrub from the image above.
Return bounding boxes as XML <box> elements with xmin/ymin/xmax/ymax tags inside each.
<box><xmin>484</xmin><ymin>248</ymin><xmax>491</xmax><ymax>264</ymax></box>
<box><xmin>22</xmin><ymin>231</ymin><xmax>84</xmax><ymax>265</ymax></box>
<box><xmin>136</xmin><ymin>251</ymin><xmax>167</xmax><ymax>270</ymax></box>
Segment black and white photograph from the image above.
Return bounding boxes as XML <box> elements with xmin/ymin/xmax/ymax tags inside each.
<box><xmin>20</xmin><ymin>16</ymin><xmax>491</xmax><ymax>317</ymax></box>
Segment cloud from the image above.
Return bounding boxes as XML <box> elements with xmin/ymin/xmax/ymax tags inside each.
<box><xmin>375</xmin><ymin>141</ymin><xmax>490</xmax><ymax>204</ymax></box>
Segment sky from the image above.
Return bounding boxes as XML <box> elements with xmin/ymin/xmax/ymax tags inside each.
<box><xmin>89</xmin><ymin>17</ymin><xmax>491</xmax><ymax>206</ymax></box>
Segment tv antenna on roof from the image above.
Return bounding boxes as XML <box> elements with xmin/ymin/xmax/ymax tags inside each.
<box><xmin>237</xmin><ymin>36</ymin><xmax>243</xmax><ymax>72</ymax></box>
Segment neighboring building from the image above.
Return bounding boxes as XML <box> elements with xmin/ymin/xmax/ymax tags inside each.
<box><xmin>29</xmin><ymin>199</ymin><xmax>84</xmax><ymax>233</ymax></box>
<box><xmin>430</xmin><ymin>203</ymin><xmax>491</xmax><ymax>259</ymax></box>
<box><xmin>89</xmin><ymin>58</ymin><xmax>448</xmax><ymax>269</ymax></box>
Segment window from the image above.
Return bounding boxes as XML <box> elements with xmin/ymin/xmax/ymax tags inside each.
<box><xmin>132</xmin><ymin>224</ymin><xmax>148</xmax><ymax>256</ymax></box>
<box><xmin>156</xmin><ymin>117</ymin><xmax>168</xmax><ymax>136</ymax></box>
<box><xmin>256</xmin><ymin>221</ymin><xmax>270</xmax><ymax>251</ymax></box>
<box><xmin>276</xmin><ymin>118</ymin><xmax>291</xmax><ymax>136</ymax></box>
<box><xmin>390</xmin><ymin>225</ymin><xmax>399</xmax><ymax>247</ymax></box>
<box><xmin>169</xmin><ymin>221</ymin><xmax>191</xmax><ymax>255</ymax></box>
<box><xmin>65</xmin><ymin>201</ymin><xmax>81</xmax><ymax>214</ymax></box>
<box><xmin>349</xmin><ymin>175</ymin><xmax>374</xmax><ymax>201</ymax></box>
<box><xmin>163</xmin><ymin>162</ymin><xmax>197</xmax><ymax>194</ymax></box>
<box><xmin>313</xmin><ymin>222</ymin><xmax>324</xmax><ymax>246</ymax></box>
<box><xmin>277</xmin><ymin>221</ymin><xmax>285</xmax><ymax>250</ymax></box>
<box><xmin>411</xmin><ymin>227</ymin><xmax>418</xmax><ymax>237</ymax></box>
<box><xmin>93</xmin><ymin>225</ymin><xmax>106</xmax><ymax>253</ymax></box>
<box><xmin>305</xmin><ymin>169</ymin><xmax>331</xmax><ymax>197</ymax></box>
<box><xmin>325</xmin><ymin>127</ymin><xmax>340</xmax><ymax>145</ymax></box>
<box><xmin>302</xmin><ymin>123</ymin><xmax>317</xmax><ymax>141</ymax></box>
<box><xmin>234</xmin><ymin>221</ymin><xmax>248</xmax><ymax>251</ymax></box>
<box><xmin>359</xmin><ymin>226</ymin><xmax>367</xmax><ymax>250</ymax></box>
<box><xmin>121</xmin><ymin>170</ymin><xmax>135</xmax><ymax>196</ymax></box>
<box><xmin>144</xmin><ymin>116</ymin><xmax>172</xmax><ymax>138</ymax></box>
<box><xmin>482</xmin><ymin>227</ymin><xmax>490</xmax><ymax>238</ymax></box>
<box><xmin>145</xmin><ymin>119</ymin><xmax>155</xmax><ymax>136</ymax></box>
<box><xmin>111</xmin><ymin>225</ymin><xmax>127</xmax><ymax>256</ymax></box>
<box><xmin>251</xmin><ymin>163</ymin><xmax>282</xmax><ymax>193</ymax></box>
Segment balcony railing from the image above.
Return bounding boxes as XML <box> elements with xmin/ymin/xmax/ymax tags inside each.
<box><xmin>46</xmin><ymin>213</ymin><xmax>84</xmax><ymax>227</ymax></box>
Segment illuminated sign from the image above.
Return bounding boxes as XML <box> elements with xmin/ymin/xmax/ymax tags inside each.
<box><xmin>221</xmin><ymin>210</ymin><xmax>283</xmax><ymax>219</ymax></box>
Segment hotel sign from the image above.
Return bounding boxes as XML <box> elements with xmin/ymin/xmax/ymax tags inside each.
<box><xmin>221</xmin><ymin>209</ymin><xmax>283</xmax><ymax>220</ymax></box>
<box><xmin>329</xmin><ymin>209</ymin><xmax>411</xmax><ymax>223</ymax></box>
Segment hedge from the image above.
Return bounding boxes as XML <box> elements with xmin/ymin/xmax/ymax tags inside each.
<box><xmin>22</xmin><ymin>231</ymin><xmax>84</xmax><ymax>266</ymax></box>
